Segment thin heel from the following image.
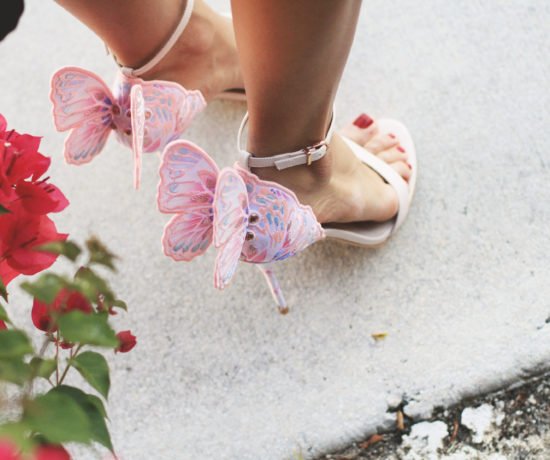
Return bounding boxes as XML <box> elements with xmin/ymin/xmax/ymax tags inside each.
<box><xmin>257</xmin><ymin>264</ymin><xmax>289</xmax><ymax>315</ymax></box>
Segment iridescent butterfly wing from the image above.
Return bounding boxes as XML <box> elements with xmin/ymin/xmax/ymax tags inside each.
<box><xmin>158</xmin><ymin>141</ymin><xmax>219</xmax><ymax>261</ymax></box>
<box><xmin>237</xmin><ymin>167</ymin><xmax>324</xmax><ymax>264</ymax></box>
<box><xmin>213</xmin><ymin>168</ymin><xmax>249</xmax><ymax>289</ymax></box>
<box><xmin>50</xmin><ymin>66</ymin><xmax>115</xmax><ymax>165</ymax></box>
<box><xmin>138</xmin><ymin>78</ymin><xmax>206</xmax><ymax>153</ymax></box>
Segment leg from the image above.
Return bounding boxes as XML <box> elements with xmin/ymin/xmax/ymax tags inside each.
<box><xmin>231</xmin><ymin>0</ymin><xmax>412</xmax><ymax>223</ymax></box>
<box><xmin>55</xmin><ymin>0</ymin><xmax>243</xmax><ymax>100</ymax></box>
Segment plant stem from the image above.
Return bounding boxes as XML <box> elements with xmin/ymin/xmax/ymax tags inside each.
<box><xmin>55</xmin><ymin>332</ymin><xmax>60</xmax><ymax>385</ymax></box>
<box><xmin>58</xmin><ymin>343</ymin><xmax>83</xmax><ymax>386</ymax></box>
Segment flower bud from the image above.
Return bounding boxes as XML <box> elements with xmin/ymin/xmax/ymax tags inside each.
<box><xmin>115</xmin><ymin>330</ymin><xmax>136</xmax><ymax>353</ymax></box>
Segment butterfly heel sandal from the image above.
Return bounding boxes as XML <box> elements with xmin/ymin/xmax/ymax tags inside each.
<box><xmin>237</xmin><ymin>113</ymin><xmax>418</xmax><ymax>247</ymax></box>
<box><xmin>49</xmin><ymin>0</ymin><xmax>244</xmax><ymax>189</ymax></box>
<box><xmin>156</xmin><ymin>113</ymin><xmax>416</xmax><ymax>314</ymax></box>
<box><xmin>157</xmin><ymin>141</ymin><xmax>325</xmax><ymax>314</ymax></box>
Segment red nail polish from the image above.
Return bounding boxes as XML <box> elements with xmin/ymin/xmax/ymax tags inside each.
<box><xmin>388</xmin><ymin>133</ymin><xmax>396</xmax><ymax>139</ymax></box>
<box><xmin>397</xmin><ymin>146</ymin><xmax>406</xmax><ymax>153</ymax></box>
<box><xmin>353</xmin><ymin>113</ymin><xmax>374</xmax><ymax>129</ymax></box>
<box><xmin>407</xmin><ymin>162</ymin><xmax>412</xmax><ymax>169</ymax></box>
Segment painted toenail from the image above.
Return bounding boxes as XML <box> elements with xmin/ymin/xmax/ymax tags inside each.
<box><xmin>406</xmin><ymin>162</ymin><xmax>412</xmax><ymax>169</ymax></box>
<box><xmin>397</xmin><ymin>146</ymin><xmax>406</xmax><ymax>153</ymax></box>
<box><xmin>388</xmin><ymin>133</ymin><xmax>396</xmax><ymax>139</ymax></box>
<box><xmin>353</xmin><ymin>113</ymin><xmax>374</xmax><ymax>129</ymax></box>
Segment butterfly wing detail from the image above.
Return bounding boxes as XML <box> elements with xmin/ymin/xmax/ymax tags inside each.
<box><xmin>237</xmin><ymin>167</ymin><xmax>325</xmax><ymax>263</ymax></box>
<box><xmin>140</xmin><ymin>79</ymin><xmax>206</xmax><ymax>152</ymax></box>
<box><xmin>130</xmin><ymin>85</ymin><xmax>145</xmax><ymax>189</ymax></box>
<box><xmin>213</xmin><ymin>168</ymin><xmax>249</xmax><ymax>289</ymax></box>
<box><xmin>63</xmin><ymin>120</ymin><xmax>112</xmax><ymax>165</ymax></box>
<box><xmin>158</xmin><ymin>141</ymin><xmax>219</xmax><ymax>261</ymax></box>
<box><xmin>50</xmin><ymin>66</ymin><xmax>115</xmax><ymax>164</ymax></box>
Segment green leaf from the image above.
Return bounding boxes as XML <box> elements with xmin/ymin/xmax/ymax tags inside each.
<box><xmin>0</xmin><ymin>303</ymin><xmax>10</xmax><ymax>323</ymax></box>
<box><xmin>0</xmin><ymin>357</ymin><xmax>32</xmax><ymax>385</ymax></box>
<box><xmin>73</xmin><ymin>267</ymin><xmax>115</xmax><ymax>303</ymax></box>
<box><xmin>29</xmin><ymin>357</ymin><xmax>57</xmax><ymax>380</ymax></box>
<box><xmin>0</xmin><ymin>204</ymin><xmax>10</xmax><ymax>214</ymax></box>
<box><xmin>0</xmin><ymin>330</ymin><xmax>33</xmax><ymax>358</ymax></box>
<box><xmin>86</xmin><ymin>392</ymin><xmax>108</xmax><ymax>419</ymax></box>
<box><xmin>72</xmin><ymin>351</ymin><xmax>110</xmax><ymax>399</ymax></box>
<box><xmin>37</xmin><ymin>240</ymin><xmax>82</xmax><ymax>262</ymax></box>
<box><xmin>86</xmin><ymin>237</ymin><xmax>118</xmax><ymax>271</ymax></box>
<box><xmin>51</xmin><ymin>386</ymin><xmax>113</xmax><ymax>452</ymax></box>
<box><xmin>20</xmin><ymin>273</ymin><xmax>69</xmax><ymax>304</ymax></box>
<box><xmin>58</xmin><ymin>311</ymin><xmax>118</xmax><ymax>347</ymax></box>
<box><xmin>0</xmin><ymin>277</ymin><xmax>7</xmax><ymax>302</ymax></box>
<box><xmin>24</xmin><ymin>390</ymin><xmax>93</xmax><ymax>444</ymax></box>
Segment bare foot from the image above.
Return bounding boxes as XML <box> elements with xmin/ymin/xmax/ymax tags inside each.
<box><xmin>131</xmin><ymin>0</ymin><xmax>243</xmax><ymax>101</ymax></box>
<box><xmin>252</xmin><ymin>114</ymin><xmax>412</xmax><ymax>224</ymax></box>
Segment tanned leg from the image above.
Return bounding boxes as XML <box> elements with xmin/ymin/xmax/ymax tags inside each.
<box><xmin>231</xmin><ymin>0</ymin><xmax>411</xmax><ymax>223</ymax></box>
<box><xmin>55</xmin><ymin>0</ymin><xmax>243</xmax><ymax>101</ymax></box>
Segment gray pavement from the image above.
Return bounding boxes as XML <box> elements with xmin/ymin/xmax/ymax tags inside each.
<box><xmin>1</xmin><ymin>1</ymin><xmax>549</xmax><ymax>459</ymax></box>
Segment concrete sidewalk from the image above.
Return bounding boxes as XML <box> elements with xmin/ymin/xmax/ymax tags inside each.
<box><xmin>1</xmin><ymin>1</ymin><xmax>549</xmax><ymax>459</ymax></box>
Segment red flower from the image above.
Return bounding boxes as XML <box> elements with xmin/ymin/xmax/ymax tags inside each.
<box><xmin>15</xmin><ymin>180</ymin><xmax>69</xmax><ymax>215</ymax></box>
<box><xmin>0</xmin><ymin>203</ymin><xmax>67</xmax><ymax>283</ymax></box>
<box><xmin>115</xmin><ymin>330</ymin><xmax>136</xmax><ymax>353</ymax></box>
<box><xmin>33</xmin><ymin>444</ymin><xmax>70</xmax><ymax>460</ymax></box>
<box><xmin>0</xmin><ymin>320</ymin><xmax>7</xmax><ymax>330</ymax></box>
<box><xmin>0</xmin><ymin>115</ymin><xmax>68</xmax><ymax>214</ymax></box>
<box><xmin>0</xmin><ymin>260</ymin><xmax>18</xmax><ymax>287</ymax></box>
<box><xmin>32</xmin><ymin>289</ymin><xmax>93</xmax><ymax>332</ymax></box>
<box><xmin>0</xmin><ymin>439</ymin><xmax>20</xmax><ymax>460</ymax></box>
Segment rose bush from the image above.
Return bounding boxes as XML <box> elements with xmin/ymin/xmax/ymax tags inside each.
<box><xmin>0</xmin><ymin>115</ymin><xmax>135</xmax><ymax>459</ymax></box>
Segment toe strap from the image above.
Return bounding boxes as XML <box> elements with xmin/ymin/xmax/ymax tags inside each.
<box><xmin>341</xmin><ymin>136</ymin><xmax>410</xmax><ymax>234</ymax></box>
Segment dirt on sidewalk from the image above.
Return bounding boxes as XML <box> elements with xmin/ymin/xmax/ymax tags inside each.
<box><xmin>315</xmin><ymin>372</ymin><xmax>550</xmax><ymax>460</ymax></box>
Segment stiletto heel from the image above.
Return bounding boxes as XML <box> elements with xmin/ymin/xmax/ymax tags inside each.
<box><xmin>257</xmin><ymin>264</ymin><xmax>288</xmax><ymax>315</ymax></box>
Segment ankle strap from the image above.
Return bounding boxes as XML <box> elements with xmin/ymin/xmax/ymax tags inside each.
<box><xmin>237</xmin><ymin>111</ymin><xmax>336</xmax><ymax>171</ymax></box>
<box><xmin>110</xmin><ymin>0</ymin><xmax>194</xmax><ymax>77</ymax></box>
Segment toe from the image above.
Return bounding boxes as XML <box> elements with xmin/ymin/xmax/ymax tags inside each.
<box><xmin>339</xmin><ymin>113</ymin><xmax>379</xmax><ymax>146</ymax></box>
<box><xmin>376</xmin><ymin>145</ymin><xmax>408</xmax><ymax>164</ymax></box>
<box><xmin>363</xmin><ymin>132</ymin><xmax>399</xmax><ymax>154</ymax></box>
<box><xmin>388</xmin><ymin>160</ymin><xmax>412</xmax><ymax>182</ymax></box>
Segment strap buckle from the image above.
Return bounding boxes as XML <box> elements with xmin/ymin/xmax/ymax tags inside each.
<box><xmin>303</xmin><ymin>141</ymin><xmax>328</xmax><ymax>166</ymax></box>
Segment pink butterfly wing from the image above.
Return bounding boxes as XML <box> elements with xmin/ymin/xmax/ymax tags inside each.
<box><xmin>63</xmin><ymin>120</ymin><xmax>111</xmax><ymax>165</ymax></box>
<box><xmin>130</xmin><ymin>85</ymin><xmax>145</xmax><ymax>189</ymax></box>
<box><xmin>157</xmin><ymin>140</ymin><xmax>219</xmax><ymax>213</ymax></box>
<box><xmin>158</xmin><ymin>141</ymin><xmax>219</xmax><ymax>261</ymax></box>
<box><xmin>50</xmin><ymin>66</ymin><xmax>115</xmax><ymax>132</ymax></box>
<box><xmin>162</xmin><ymin>213</ymin><xmax>214</xmax><ymax>262</ymax></box>
<box><xmin>140</xmin><ymin>79</ymin><xmax>206</xmax><ymax>153</ymax></box>
<box><xmin>213</xmin><ymin>168</ymin><xmax>249</xmax><ymax>289</ymax></box>
<box><xmin>50</xmin><ymin>67</ymin><xmax>115</xmax><ymax>164</ymax></box>
<box><xmin>237</xmin><ymin>167</ymin><xmax>325</xmax><ymax>263</ymax></box>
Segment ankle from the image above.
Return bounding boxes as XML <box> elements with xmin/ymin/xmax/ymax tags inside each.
<box><xmin>108</xmin><ymin>0</ymin><xmax>190</xmax><ymax>70</ymax></box>
<box><xmin>251</xmin><ymin>140</ymin><xmax>336</xmax><ymax>200</ymax></box>
<box><xmin>138</xmin><ymin>5</ymin><xmax>216</xmax><ymax>78</ymax></box>
<box><xmin>138</xmin><ymin>4</ymin><xmax>239</xmax><ymax>101</ymax></box>
<box><xmin>247</xmin><ymin>112</ymin><xmax>336</xmax><ymax>193</ymax></box>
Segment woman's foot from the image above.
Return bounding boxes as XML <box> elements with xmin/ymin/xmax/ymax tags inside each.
<box><xmin>252</xmin><ymin>114</ymin><xmax>412</xmax><ymax>224</ymax></box>
<box><xmin>125</xmin><ymin>0</ymin><xmax>243</xmax><ymax>102</ymax></box>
